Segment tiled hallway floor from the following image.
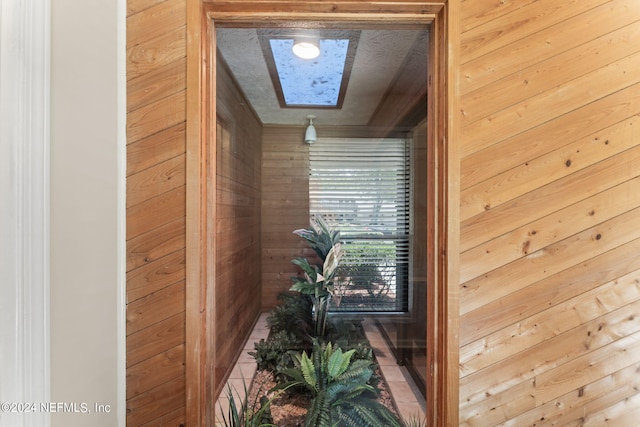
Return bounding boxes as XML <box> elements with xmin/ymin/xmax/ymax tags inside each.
<box><xmin>216</xmin><ymin>313</ymin><xmax>426</xmax><ymax>424</ymax></box>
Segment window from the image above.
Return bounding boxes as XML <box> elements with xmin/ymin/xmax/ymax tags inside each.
<box><xmin>309</xmin><ymin>137</ymin><xmax>410</xmax><ymax>312</ymax></box>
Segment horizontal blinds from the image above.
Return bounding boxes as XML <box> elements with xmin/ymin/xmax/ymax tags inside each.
<box><xmin>309</xmin><ymin>138</ymin><xmax>410</xmax><ymax>312</ymax></box>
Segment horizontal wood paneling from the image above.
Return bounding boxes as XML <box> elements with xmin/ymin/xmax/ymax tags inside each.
<box><xmin>126</xmin><ymin>343</ymin><xmax>185</xmax><ymax>399</ymax></box>
<box><xmin>126</xmin><ymin>217</ymin><xmax>185</xmax><ymax>271</ymax></box>
<box><xmin>127</xmin><ymin>90</ymin><xmax>186</xmax><ymax>145</ymax></box>
<box><xmin>127</xmin><ymin>186</ymin><xmax>186</xmax><ymax>240</ymax></box>
<box><xmin>127</xmin><ymin>248</ymin><xmax>185</xmax><ymax>302</ymax></box>
<box><xmin>213</xmin><ymin>57</ymin><xmax>263</xmax><ymax>397</ymax></box>
<box><xmin>126</xmin><ymin>0</ymin><xmax>188</xmax><ymax>424</ymax></box>
<box><xmin>459</xmin><ymin>0</ymin><xmax>640</xmax><ymax>424</ymax></box>
<box><xmin>127</xmin><ymin>281</ymin><xmax>186</xmax><ymax>336</ymax></box>
<box><xmin>126</xmin><ymin>375</ymin><xmax>185</xmax><ymax>426</ymax></box>
<box><xmin>461</xmin><ymin>22</ymin><xmax>640</xmax><ymax>126</ymax></box>
<box><xmin>261</xmin><ymin>126</ymin><xmax>311</xmax><ymax>309</ymax></box>
<box><xmin>461</xmin><ymin>144</ymin><xmax>640</xmax><ymax>252</ymax></box>
<box><xmin>127</xmin><ymin>0</ymin><xmax>185</xmax><ymax>47</ymax></box>
<box><xmin>460</xmin><ymin>0</ymin><xmax>640</xmax><ymax>95</ymax></box>
<box><xmin>461</xmin><ymin>51</ymin><xmax>640</xmax><ymax>157</ymax></box>
<box><xmin>127</xmin><ymin>154</ymin><xmax>186</xmax><ymax>208</ymax></box>
<box><xmin>460</xmin><ymin>0</ymin><xmax>610</xmax><ymax>64</ymax></box>
<box><xmin>127</xmin><ymin>312</ymin><xmax>185</xmax><ymax>368</ymax></box>
<box><xmin>127</xmin><ymin>122</ymin><xmax>186</xmax><ymax>174</ymax></box>
<box><xmin>460</xmin><ymin>116</ymin><xmax>640</xmax><ymax>223</ymax></box>
<box><xmin>128</xmin><ymin>58</ymin><xmax>186</xmax><ymax>112</ymax></box>
<box><xmin>461</xmin><ymin>83</ymin><xmax>640</xmax><ymax>189</ymax></box>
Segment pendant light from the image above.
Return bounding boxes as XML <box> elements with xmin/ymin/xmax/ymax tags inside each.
<box><xmin>305</xmin><ymin>115</ymin><xmax>317</xmax><ymax>144</ymax></box>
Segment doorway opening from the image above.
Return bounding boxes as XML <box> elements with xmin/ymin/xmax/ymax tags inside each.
<box><xmin>185</xmin><ymin>3</ymin><xmax>457</xmax><ymax>426</ymax></box>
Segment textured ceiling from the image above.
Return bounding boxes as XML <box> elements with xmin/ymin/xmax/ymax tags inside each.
<box><xmin>216</xmin><ymin>28</ymin><xmax>427</xmax><ymax>127</ymax></box>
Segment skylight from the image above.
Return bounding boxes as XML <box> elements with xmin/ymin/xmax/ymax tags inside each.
<box><xmin>257</xmin><ymin>30</ymin><xmax>360</xmax><ymax>109</ymax></box>
<box><xmin>269</xmin><ymin>39</ymin><xmax>349</xmax><ymax>107</ymax></box>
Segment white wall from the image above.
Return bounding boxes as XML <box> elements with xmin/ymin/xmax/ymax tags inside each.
<box><xmin>50</xmin><ymin>0</ymin><xmax>125</xmax><ymax>426</ymax></box>
<box><xmin>0</xmin><ymin>1</ymin><xmax>50</xmax><ymax>426</ymax></box>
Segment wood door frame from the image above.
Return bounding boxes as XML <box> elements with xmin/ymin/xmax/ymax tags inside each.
<box><xmin>185</xmin><ymin>1</ymin><xmax>460</xmax><ymax>425</ymax></box>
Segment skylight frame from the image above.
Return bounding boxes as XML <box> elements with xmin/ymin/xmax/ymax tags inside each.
<box><xmin>258</xmin><ymin>29</ymin><xmax>360</xmax><ymax>109</ymax></box>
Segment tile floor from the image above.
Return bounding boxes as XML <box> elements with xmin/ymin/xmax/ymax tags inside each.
<box><xmin>215</xmin><ymin>313</ymin><xmax>426</xmax><ymax>425</ymax></box>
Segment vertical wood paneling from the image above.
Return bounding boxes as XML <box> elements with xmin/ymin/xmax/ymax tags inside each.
<box><xmin>459</xmin><ymin>0</ymin><xmax>640</xmax><ymax>425</ymax></box>
<box><xmin>126</xmin><ymin>0</ymin><xmax>188</xmax><ymax>425</ymax></box>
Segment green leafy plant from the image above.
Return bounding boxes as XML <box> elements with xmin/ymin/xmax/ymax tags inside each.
<box><xmin>266</xmin><ymin>292</ymin><xmax>313</xmax><ymax>342</ymax></box>
<box><xmin>249</xmin><ymin>292</ymin><xmax>312</xmax><ymax>379</ymax></box>
<box><xmin>249</xmin><ymin>330</ymin><xmax>303</xmax><ymax>374</ymax></box>
<box><xmin>217</xmin><ymin>380</ymin><xmax>276</xmax><ymax>427</ymax></box>
<box><xmin>326</xmin><ymin>319</ymin><xmax>374</xmax><ymax>364</ymax></box>
<box><xmin>290</xmin><ymin>216</ymin><xmax>344</xmax><ymax>337</ymax></box>
<box><xmin>403</xmin><ymin>415</ymin><xmax>427</xmax><ymax>427</ymax></box>
<box><xmin>275</xmin><ymin>341</ymin><xmax>402</xmax><ymax>427</ymax></box>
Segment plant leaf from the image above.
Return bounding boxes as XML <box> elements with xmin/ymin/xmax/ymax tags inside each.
<box><xmin>322</xmin><ymin>243</ymin><xmax>343</xmax><ymax>279</ymax></box>
<box><xmin>300</xmin><ymin>351</ymin><xmax>317</xmax><ymax>391</ymax></box>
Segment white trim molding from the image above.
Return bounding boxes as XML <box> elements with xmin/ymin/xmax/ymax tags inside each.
<box><xmin>0</xmin><ymin>1</ymin><xmax>51</xmax><ymax>426</ymax></box>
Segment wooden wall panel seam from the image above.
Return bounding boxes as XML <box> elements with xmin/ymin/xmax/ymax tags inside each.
<box><xmin>127</xmin><ymin>0</ymin><xmax>186</xmax><ymax>48</ymax></box>
<box><xmin>460</xmin><ymin>269</ymin><xmax>640</xmax><ymax>376</ymax></box>
<box><xmin>460</xmin><ymin>83</ymin><xmax>640</xmax><ymax>188</ymax></box>
<box><xmin>126</xmin><ymin>280</ymin><xmax>186</xmax><ymax>336</ymax></box>
<box><xmin>126</xmin><ymin>216</ymin><xmax>186</xmax><ymax>271</ymax></box>
<box><xmin>460</xmin><ymin>21</ymin><xmax>640</xmax><ymax>126</ymax></box>
<box><xmin>460</xmin><ymin>0</ymin><xmax>640</xmax><ymax>94</ymax></box>
<box><xmin>127</xmin><ymin>27</ymin><xmax>187</xmax><ymax>82</ymax></box>
<box><xmin>127</xmin><ymin>91</ymin><xmax>186</xmax><ymax>145</ymax></box>
<box><xmin>125</xmin><ymin>375</ymin><xmax>185</xmax><ymax>426</ymax></box>
<box><xmin>461</xmin><ymin>206</ymin><xmax>640</xmax><ymax>315</ymax></box>
<box><xmin>126</xmin><ymin>311</ymin><xmax>185</xmax><ymax>368</ymax></box>
<box><xmin>127</xmin><ymin>154</ymin><xmax>186</xmax><ymax>209</ymax></box>
<box><xmin>460</xmin><ymin>0</ymin><xmax>612</xmax><ymax>64</ymax></box>
<box><xmin>460</xmin><ymin>51</ymin><xmax>640</xmax><ymax>157</ymax></box>
<box><xmin>126</xmin><ymin>185</ymin><xmax>186</xmax><ymax>241</ymax></box>
<box><xmin>128</xmin><ymin>58</ymin><xmax>187</xmax><ymax>113</ymax></box>
<box><xmin>461</xmin><ymin>145</ymin><xmax>640</xmax><ymax>251</ymax></box>
<box><xmin>126</xmin><ymin>343</ymin><xmax>186</xmax><ymax>399</ymax></box>
<box><xmin>495</xmin><ymin>362</ymin><xmax>640</xmax><ymax>426</ymax></box>
<box><xmin>460</xmin><ymin>176</ymin><xmax>640</xmax><ymax>283</ymax></box>
<box><xmin>459</xmin><ymin>238</ymin><xmax>640</xmax><ymax>347</ymax></box>
<box><xmin>127</xmin><ymin>248</ymin><xmax>186</xmax><ymax>303</ymax></box>
<box><xmin>460</xmin><ymin>0</ymin><xmax>538</xmax><ymax>33</ymax></box>
<box><xmin>460</xmin><ymin>117</ymin><xmax>640</xmax><ymax>223</ymax></box>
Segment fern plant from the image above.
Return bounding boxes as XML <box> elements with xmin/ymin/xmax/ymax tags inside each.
<box><xmin>275</xmin><ymin>341</ymin><xmax>402</xmax><ymax>427</ymax></box>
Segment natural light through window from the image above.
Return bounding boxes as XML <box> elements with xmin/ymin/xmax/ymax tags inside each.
<box><xmin>269</xmin><ymin>39</ymin><xmax>349</xmax><ymax>107</ymax></box>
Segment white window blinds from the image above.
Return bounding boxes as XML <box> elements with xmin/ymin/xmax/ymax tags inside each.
<box><xmin>309</xmin><ymin>137</ymin><xmax>410</xmax><ymax>312</ymax></box>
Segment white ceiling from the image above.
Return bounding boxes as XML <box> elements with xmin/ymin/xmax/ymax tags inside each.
<box><xmin>216</xmin><ymin>28</ymin><xmax>427</xmax><ymax>127</ymax></box>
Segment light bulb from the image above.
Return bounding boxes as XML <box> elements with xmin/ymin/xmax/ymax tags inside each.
<box><xmin>292</xmin><ymin>40</ymin><xmax>320</xmax><ymax>59</ymax></box>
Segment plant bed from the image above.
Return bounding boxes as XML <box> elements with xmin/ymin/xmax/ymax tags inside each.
<box><xmin>248</xmin><ymin>362</ymin><xmax>400</xmax><ymax>427</ymax></box>
<box><xmin>220</xmin><ymin>217</ymin><xmax>415</xmax><ymax>427</ymax></box>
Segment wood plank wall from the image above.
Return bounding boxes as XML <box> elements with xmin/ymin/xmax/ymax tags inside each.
<box><xmin>214</xmin><ymin>58</ymin><xmax>263</xmax><ymax>396</ymax></box>
<box><xmin>261</xmin><ymin>126</ymin><xmax>312</xmax><ymax>309</ymax></box>
<box><xmin>126</xmin><ymin>0</ymin><xmax>640</xmax><ymax>424</ymax></box>
<box><xmin>126</xmin><ymin>2</ymin><xmax>264</xmax><ymax>423</ymax></box>
<box><xmin>126</xmin><ymin>0</ymin><xmax>188</xmax><ymax>425</ymax></box>
<box><xmin>458</xmin><ymin>0</ymin><xmax>640</xmax><ymax>425</ymax></box>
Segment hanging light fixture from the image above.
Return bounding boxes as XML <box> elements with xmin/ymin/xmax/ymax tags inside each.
<box><xmin>292</xmin><ymin>38</ymin><xmax>320</xmax><ymax>60</ymax></box>
<box><xmin>305</xmin><ymin>115</ymin><xmax>317</xmax><ymax>144</ymax></box>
